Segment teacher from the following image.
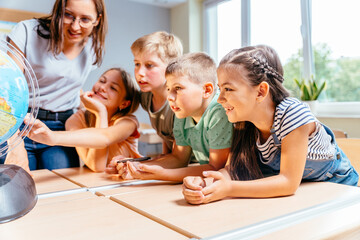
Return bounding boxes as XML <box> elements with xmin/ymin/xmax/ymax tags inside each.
<box><xmin>3</xmin><ymin>0</ymin><xmax>108</xmax><ymax>170</ymax></box>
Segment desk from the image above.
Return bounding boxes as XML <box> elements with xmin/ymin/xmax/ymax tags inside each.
<box><xmin>97</xmin><ymin>181</ymin><xmax>360</xmax><ymax>239</ymax></box>
<box><xmin>52</xmin><ymin>166</ymin><xmax>131</xmax><ymax>189</ymax></box>
<box><xmin>0</xmin><ymin>192</ymin><xmax>187</xmax><ymax>240</ymax></box>
<box><xmin>3</xmin><ymin>167</ymin><xmax>360</xmax><ymax>239</ymax></box>
<box><xmin>32</xmin><ymin>169</ymin><xmax>82</xmax><ymax>195</ymax></box>
<box><xmin>257</xmin><ymin>201</ymin><xmax>360</xmax><ymax>240</ymax></box>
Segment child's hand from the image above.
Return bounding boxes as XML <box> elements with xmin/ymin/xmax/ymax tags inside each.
<box><xmin>80</xmin><ymin>90</ymin><xmax>107</xmax><ymax>115</ymax></box>
<box><xmin>105</xmin><ymin>156</ymin><xmax>133</xmax><ymax>180</ymax></box>
<box><xmin>182</xmin><ymin>176</ymin><xmax>207</xmax><ymax>205</ymax></box>
<box><xmin>199</xmin><ymin>171</ymin><xmax>231</xmax><ymax>204</ymax></box>
<box><xmin>118</xmin><ymin>161</ymin><xmax>134</xmax><ymax>180</ymax></box>
<box><xmin>126</xmin><ymin>162</ymin><xmax>165</xmax><ymax>180</ymax></box>
<box><xmin>24</xmin><ymin>116</ymin><xmax>55</xmax><ymax>145</ymax></box>
<box><xmin>183</xmin><ymin>176</ymin><xmax>206</xmax><ymax>190</ymax></box>
<box><xmin>105</xmin><ymin>158</ymin><xmax>118</xmax><ymax>174</ymax></box>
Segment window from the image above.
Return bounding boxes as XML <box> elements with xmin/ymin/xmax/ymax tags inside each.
<box><xmin>203</xmin><ymin>0</ymin><xmax>360</xmax><ymax>117</ymax></box>
<box><xmin>217</xmin><ymin>0</ymin><xmax>241</xmax><ymax>61</ymax></box>
<box><xmin>312</xmin><ymin>0</ymin><xmax>360</xmax><ymax>102</ymax></box>
<box><xmin>251</xmin><ymin>0</ymin><xmax>302</xmax><ymax>97</ymax></box>
<box><xmin>204</xmin><ymin>0</ymin><xmax>242</xmax><ymax>64</ymax></box>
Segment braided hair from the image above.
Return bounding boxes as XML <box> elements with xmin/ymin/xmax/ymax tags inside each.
<box><xmin>218</xmin><ymin>45</ymin><xmax>289</xmax><ymax>181</ymax></box>
<box><xmin>251</xmin><ymin>56</ymin><xmax>284</xmax><ymax>83</ymax></box>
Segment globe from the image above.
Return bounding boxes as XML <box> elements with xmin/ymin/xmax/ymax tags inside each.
<box><xmin>0</xmin><ymin>40</ymin><xmax>39</xmax><ymax>157</ymax></box>
<box><xmin>0</xmin><ymin>40</ymin><xmax>39</xmax><ymax>224</ymax></box>
<box><xmin>0</xmin><ymin>50</ymin><xmax>29</xmax><ymax>144</ymax></box>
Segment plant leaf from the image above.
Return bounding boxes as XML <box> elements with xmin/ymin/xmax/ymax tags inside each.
<box><xmin>303</xmin><ymin>84</ymin><xmax>311</xmax><ymax>100</ymax></box>
<box><xmin>294</xmin><ymin>77</ymin><xmax>326</xmax><ymax>101</ymax></box>
<box><xmin>313</xmin><ymin>81</ymin><xmax>327</xmax><ymax>100</ymax></box>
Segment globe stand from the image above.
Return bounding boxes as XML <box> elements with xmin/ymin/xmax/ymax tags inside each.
<box><xmin>0</xmin><ymin>39</ymin><xmax>39</xmax><ymax>223</ymax></box>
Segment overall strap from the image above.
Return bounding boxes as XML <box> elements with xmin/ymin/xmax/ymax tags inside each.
<box><xmin>270</xmin><ymin>124</ymin><xmax>281</xmax><ymax>149</ymax></box>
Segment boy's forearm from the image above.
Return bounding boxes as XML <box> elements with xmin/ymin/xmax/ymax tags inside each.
<box><xmin>159</xmin><ymin>164</ymin><xmax>217</xmax><ymax>182</ymax></box>
<box><xmin>147</xmin><ymin>153</ymin><xmax>189</xmax><ymax>169</ymax></box>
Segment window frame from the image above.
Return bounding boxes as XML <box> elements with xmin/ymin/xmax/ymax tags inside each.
<box><xmin>203</xmin><ymin>0</ymin><xmax>360</xmax><ymax>117</ymax></box>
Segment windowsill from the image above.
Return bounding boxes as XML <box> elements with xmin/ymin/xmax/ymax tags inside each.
<box><xmin>315</xmin><ymin>114</ymin><xmax>360</xmax><ymax>119</ymax></box>
<box><xmin>315</xmin><ymin>102</ymin><xmax>360</xmax><ymax>119</ymax></box>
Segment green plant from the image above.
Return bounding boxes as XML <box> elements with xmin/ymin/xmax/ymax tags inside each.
<box><xmin>294</xmin><ymin>76</ymin><xmax>326</xmax><ymax>101</ymax></box>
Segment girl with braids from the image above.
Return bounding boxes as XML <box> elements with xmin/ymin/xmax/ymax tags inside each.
<box><xmin>182</xmin><ymin>45</ymin><xmax>358</xmax><ymax>204</ymax></box>
<box><xmin>24</xmin><ymin>68</ymin><xmax>142</xmax><ymax>172</ymax></box>
<box><xmin>2</xmin><ymin>0</ymin><xmax>108</xmax><ymax>170</ymax></box>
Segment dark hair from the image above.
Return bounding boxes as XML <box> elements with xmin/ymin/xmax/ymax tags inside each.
<box><xmin>218</xmin><ymin>45</ymin><xmax>290</xmax><ymax>181</ymax></box>
<box><xmin>85</xmin><ymin>68</ymin><xmax>140</xmax><ymax>127</ymax></box>
<box><xmin>36</xmin><ymin>0</ymin><xmax>107</xmax><ymax>66</ymax></box>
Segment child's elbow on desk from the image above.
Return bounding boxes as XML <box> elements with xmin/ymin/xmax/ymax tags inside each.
<box><xmin>272</xmin><ymin>176</ymin><xmax>301</xmax><ymax>197</ymax></box>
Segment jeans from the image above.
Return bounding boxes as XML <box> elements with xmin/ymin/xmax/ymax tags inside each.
<box><xmin>259</xmin><ymin>124</ymin><xmax>358</xmax><ymax>186</ymax></box>
<box><xmin>0</xmin><ymin>120</ymin><xmax>79</xmax><ymax>170</ymax></box>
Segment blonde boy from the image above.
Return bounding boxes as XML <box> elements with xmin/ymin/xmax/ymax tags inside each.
<box><xmin>122</xmin><ymin>52</ymin><xmax>233</xmax><ymax>182</ymax></box>
<box><xmin>131</xmin><ymin>31</ymin><xmax>183</xmax><ymax>153</ymax></box>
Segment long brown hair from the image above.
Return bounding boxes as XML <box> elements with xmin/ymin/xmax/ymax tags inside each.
<box><xmin>218</xmin><ymin>45</ymin><xmax>290</xmax><ymax>180</ymax></box>
<box><xmin>36</xmin><ymin>0</ymin><xmax>107</xmax><ymax>66</ymax></box>
<box><xmin>85</xmin><ymin>68</ymin><xmax>140</xmax><ymax>127</ymax></box>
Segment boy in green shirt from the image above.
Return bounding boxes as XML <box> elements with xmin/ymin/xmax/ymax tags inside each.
<box><xmin>113</xmin><ymin>52</ymin><xmax>233</xmax><ymax>182</ymax></box>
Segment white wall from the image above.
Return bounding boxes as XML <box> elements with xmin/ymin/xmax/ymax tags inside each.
<box><xmin>171</xmin><ymin>3</ymin><xmax>189</xmax><ymax>52</ymax></box>
<box><xmin>0</xmin><ymin>0</ymin><xmax>172</xmax><ymax>124</ymax></box>
<box><xmin>89</xmin><ymin>0</ymin><xmax>171</xmax><ymax>124</ymax></box>
<box><xmin>171</xmin><ymin>0</ymin><xmax>203</xmax><ymax>54</ymax></box>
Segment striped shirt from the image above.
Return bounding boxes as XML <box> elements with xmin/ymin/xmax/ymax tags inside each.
<box><xmin>257</xmin><ymin>98</ymin><xmax>336</xmax><ymax>163</ymax></box>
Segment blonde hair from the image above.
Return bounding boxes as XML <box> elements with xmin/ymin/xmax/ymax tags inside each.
<box><xmin>131</xmin><ymin>31</ymin><xmax>183</xmax><ymax>64</ymax></box>
<box><xmin>165</xmin><ymin>52</ymin><xmax>217</xmax><ymax>86</ymax></box>
<box><xmin>85</xmin><ymin>68</ymin><xmax>140</xmax><ymax>127</ymax></box>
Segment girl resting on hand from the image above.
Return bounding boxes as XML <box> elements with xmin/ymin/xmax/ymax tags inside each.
<box><xmin>25</xmin><ymin>68</ymin><xmax>142</xmax><ymax>172</ymax></box>
<box><xmin>182</xmin><ymin>45</ymin><xmax>358</xmax><ymax>204</ymax></box>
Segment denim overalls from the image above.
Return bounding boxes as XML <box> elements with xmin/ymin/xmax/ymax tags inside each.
<box><xmin>259</xmin><ymin>125</ymin><xmax>359</xmax><ymax>186</ymax></box>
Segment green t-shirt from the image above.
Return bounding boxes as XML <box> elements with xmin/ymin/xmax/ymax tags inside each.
<box><xmin>173</xmin><ymin>93</ymin><xmax>233</xmax><ymax>164</ymax></box>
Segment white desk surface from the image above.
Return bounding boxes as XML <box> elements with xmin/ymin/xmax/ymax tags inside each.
<box><xmin>0</xmin><ymin>191</ymin><xmax>188</xmax><ymax>240</ymax></box>
<box><xmin>32</xmin><ymin>169</ymin><xmax>82</xmax><ymax>195</ymax></box>
<box><xmin>257</xmin><ymin>201</ymin><xmax>360</xmax><ymax>240</ymax></box>
<box><xmin>96</xmin><ymin>181</ymin><xmax>360</xmax><ymax>239</ymax></box>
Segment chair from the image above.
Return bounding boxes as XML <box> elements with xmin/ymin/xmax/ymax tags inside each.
<box><xmin>332</xmin><ymin>129</ymin><xmax>348</xmax><ymax>139</ymax></box>
<box><xmin>336</xmin><ymin>138</ymin><xmax>360</xmax><ymax>186</ymax></box>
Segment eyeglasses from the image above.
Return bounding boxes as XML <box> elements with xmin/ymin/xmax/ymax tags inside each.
<box><xmin>63</xmin><ymin>12</ymin><xmax>97</xmax><ymax>28</ymax></box>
